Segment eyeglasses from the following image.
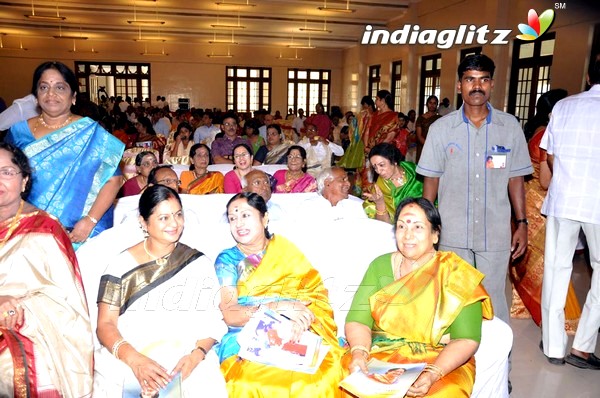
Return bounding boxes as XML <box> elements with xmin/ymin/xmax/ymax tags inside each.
<box><xmin>0</xmin><ymin>168</ymin><xmax>22</xmax><ymax>179</ymax></box>
<box><xmin>251</xmin><ymin>179</ymin><xmax>270</xmax><ymax>187</ymax></box>
<box><xmin>234</xmin><ymin>153</ymin><xmax>251</xmax><ymax>159</ymax></box>
<box><xmin>140</xmin><ymin>160</ymin><xmax>158</xmax><ymax>167</ymax></box>
<box><xmin>287</xmin><ymin>155</ymin><xmax>302</xmax><ymax>160</ymax></box>
<box><xmin>306</xmin><ymin>128</ymin><xmax>317</xmax><ymax>132</ymax></box>
<box><xmin>157</xmin><ymin>178</ymin><xmax>181</xmax><ymax>185</ymax></box>
<box><xmin>223</xmin><ymin>122</ymin><xmax>237</xmax><ymax>127</ymax></box>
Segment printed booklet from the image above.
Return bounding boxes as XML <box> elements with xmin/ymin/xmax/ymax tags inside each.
<box><xmin>237</xmin><ymin>307</ymin><xmax>330</xmax><ymax>374</ymax></box>
<box><xmin>339</xmin><ymin>358</ymin><xmax>426</xmax><ymax>398</ymax></box>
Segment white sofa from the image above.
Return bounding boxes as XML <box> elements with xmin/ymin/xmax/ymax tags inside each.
<box><xmin>78</xmin><ymin>193</ymin><xmax>511</xmax><ymax>398</ymax></box>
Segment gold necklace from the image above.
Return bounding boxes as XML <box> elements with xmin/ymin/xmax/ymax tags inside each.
<box><xmin>1</xmin><ymin>200</ymin><xmax>25</xmax><ymax>248</ymax></box>
<box><xmin>37</xmin><ymin>114</ymin><xmax>73</xmax><ymax>130</ymax></box>
<box><xmin>391</xmin><ymin>166</ymin><xmax>406</xmax><ymax>187</ymax></box>
<box><xmin>393</xmin><ymin>250</ymin><xmax>436</xmax><ymax>280</ymax></box>
<box><xmin>143</xmin><ymin>238</ymin><xmax>175</xmax><ymax>266</ymax></box>
<box><xmin>237</xmin><ymin>241</ymin><xmax>267</xmax><ymax>256</ymax></box>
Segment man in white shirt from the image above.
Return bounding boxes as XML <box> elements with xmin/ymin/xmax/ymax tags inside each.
<box><xmin>258</xmin><ymin>113</ymin><xmax>274</xmax><ymax>141</ymax></box>
<box><xmin>540</xmin><ymin>54</ymin><xmax>600</xmax><ymax>369</ymax></box>
<box><xmin>292</xmin><ymin>108</ymin><xmax>306</xmax><ymax>137</ymax></box>
<box><xmin>299</xmin><ymin>123</ymin><xmax>343</xmax><ymax>177</ymax></box>
<box><xmin>0</xmin><ymin>94</ymin><xmax>39</xmax><ymax>130</ymax></box>
<box><xmin>297</xmin><ymin>167</ymin><xmax>366</xmax><ymax>222</ymax></box>
<box><xmin>151</xmin><ymin>108</ymin><xmax>171</xmax><ymax>138</ymax></box>
<box><xmin>193</xmin><ymin>112</ymin><xmax>221</xmax><ymax>147</ymax></box>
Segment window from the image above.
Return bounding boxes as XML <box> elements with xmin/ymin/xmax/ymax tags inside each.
<box><xmin>74</xmin><ymin>62</ymin><xmax>150</xmax><ymax>104</ymax></box>
<box><xmin>419</xmin><ymin>54</ymin><xmax>441</xmax><ymax>114</ymax></box>
<box><xmin>456</xmin><ymin>47</ymin><xmax>482</xmax><ymax>109</ymax></box>
<box><xmin>508</xmin><ymin>33</ymin><xmax>555</xmax><ymax>128</ymax></box>
<box><xmin>226</xmin><ymin>66</ymin><xmax>271</xmax><ymax>113</ymax></box>
<box><xmin>368</xmin><ymin>65</ymin><xmax>381</xmax><ymax>99</ymax></box>
<box><xmin>287</xmin><ymin>69</ymin><xmax>331</xmax><ymax>115</ymax></box>
<box><xmin>391</xmin><ymin>61</ymin><xmax>403</xmax><ymax>111</ymax></box>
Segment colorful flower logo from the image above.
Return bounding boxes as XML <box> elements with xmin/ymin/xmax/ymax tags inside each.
<box><xmin>517</xmin><ymin>9</ymin><xmax>555</xmax><ymax>41</ymax></box>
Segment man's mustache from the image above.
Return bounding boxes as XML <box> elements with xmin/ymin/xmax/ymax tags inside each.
<box><xmin>469</xmin><ymin>89</ymin><xmax>485</xmax><ymax>96</ymax></box>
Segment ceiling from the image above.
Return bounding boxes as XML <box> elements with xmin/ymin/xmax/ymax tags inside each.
<box><xmin>0</xmin><ymin>0</ymin><xmax>412</xmax><ymax>52</ymax></box>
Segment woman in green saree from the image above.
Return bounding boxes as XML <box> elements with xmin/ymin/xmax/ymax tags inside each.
<box><xmin>363</xmin><ymin>143</ymin><xmax>423</xmax><ymax>223</ymax></box>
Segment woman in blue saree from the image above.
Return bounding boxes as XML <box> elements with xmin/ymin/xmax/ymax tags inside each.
<box><xmin>5</xmin><ymin>61</ymin><xmax>124</xmax><ymax>246</ymax></box>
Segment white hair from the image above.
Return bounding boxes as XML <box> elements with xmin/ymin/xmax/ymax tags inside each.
<box><xmin>316</xmin><ymin>167</ymin><xmax>336</xmax><ymax>194</ymax></box>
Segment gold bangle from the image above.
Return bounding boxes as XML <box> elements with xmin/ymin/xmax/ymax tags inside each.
<box><xmin>350</xmin><ymin>345</ymin><xmax>370</xmax><ymax>358</ymax></box>
<box><xmin>375</xmin><ymin>208</ymin><xmax>387</xmax><ymax>216</ymax></box>
<box><xmin>111</xmin><ymin>339</ymin><xmax>129</xmax><ymax>360</ymax></box>
<box><xmin>424</xmin><ymin>364</ymin><xmax>444</xmax><ymax>380</ymax></box>
<box><xmin>86</xmin><ymin>214</ymin><xmax>98</xmax><ymax>224</ymax></box>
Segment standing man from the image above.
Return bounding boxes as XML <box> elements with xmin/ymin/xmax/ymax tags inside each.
<box><xmin>305</xmin><ymin>103</ymin><xmax>333</xmax><ymax>140</ymax></box>
<box><xmin>292</xmin><ymin>108</ymin><xmax>306</xmax><ymax>137</ymax></box>
<box><xmin>540</xmin><ymin>54</ymin><xmax>600</xmax><ymax>368</ymax></box>
<box><xmin>417</xmin><ymin>54</ymin><xmax>532</xmax><ymax>324</ymax></box>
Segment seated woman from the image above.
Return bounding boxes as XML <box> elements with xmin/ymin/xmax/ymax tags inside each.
<box><xmin>163</xmin><ymin>121</ymin><xmax>194</xmax><ymax>163</ymax></box>
<box><xmin>243</xmin><ymin>119</ymin><xmax>265</xmax><ymax>157</ymax></box>
<box><xmin>255</xmin><ymin>124</ymin><xmax>291</xmax><ymax>165</ymax></box>
<box><xmin>223</xmin><ymin>143</ymin><xmax>255</xmax><ymax>194</ymax></box>
<box><xmin>0</xmin><ymin>143</ymin><xmax>93</xmax><ymax>396</ymax></box>
<box><xmin>273</xmin><ymin>145</ymin><xmax>317</xmax><ymax>193</ymax></box>
<box><xmin>344</xmin><ymin>198</ymin><xmax>493</xmax><ymax>397</ymax></box>
<box><xmin>215</xmin><ymin>192</ymin><xmax>344</xmax><ymax>397</ymax></box>
<box><xmin>94</xmin><ymin>185</ymin><xmax>227</xmax><ymax>397</ymax></box>
<box><xmin>180</xmin><ymin>143</ymin><xmax>224</xmax><ymax>194</ymax></box>
<box><xmin>135</xmin><ymin>116</ymin><xmax>166</xmax><ymax>162</ymax></box>
<box><xmin>363</xmin><ymin>143</ymin><xmax>423</xmax><ymax>223</ymax></box>
<box><xmin>119</xmin><ymin>151</ymin><xmax>158</xmax><ymax>197</ymax></box>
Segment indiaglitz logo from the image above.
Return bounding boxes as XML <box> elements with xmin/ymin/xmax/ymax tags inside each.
<box><xmin>516</xmin><ymin>9</ymin><xmax>555</xmax><ymax>41</ymax></box>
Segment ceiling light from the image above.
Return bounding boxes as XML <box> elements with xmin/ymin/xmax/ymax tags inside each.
<box><xmin>288</xmin><ymin>44</ymin><xmax>316</xmax><ymax>49</ymax></box>
<box><xmin>211</xmin><ymin>23</ymin><xmax>246</xmax><ymax>29</ymax></box>
<box><xmin>25</xmin><ymin>14</ymin><xmax>66</xmax><ymax>21</ymax></box>
<box><xmin>207</xmin><ymin>53</ymin><xmax>234</xmax><ymax>58</ymax></box>
<box><xmin>209</xmin><ymin>39</ymin><xmax>239</xmax><ymax>44</ymax></box>
<box><xmin>211</xmin><ymin>12</ymin><xmax>245</xmax><ymax>29</ymax></box>
<box><xmin>299</xmin><ymin>14</ymin><xmax>332</xmax><ymax>34</ymax></box>
<box><xmin>53</xmin><ymin>35</ymin><xmax>88</xmax><ymax>40</ymax></box>
<box><xmin>207</xmin><ymin>47</ymin><xmax>234</xmax><ymax>58</ymax></box>
<box><xmin>215</xmin><ymin>1</ymin><xmax>257</xmax><ymax>7</ymax></box>
<box><xmin>288</xmin><ymin>35</ymin><xmax>315</xmax><ymax>49</ymax></box>
<box><xmin>127</xmin><ymin>20</ymin><xmax>166</xmax><ymax>26</ymax></box>
<box><xmin>68</xmin><ymin>42</ymin><xmax>98</xmax><ymax>53</ymax></box>
<box><xmin>277</xmin><ymin>49</ymin><xmax>302</xmax><ymax>61</ymax></box>
<box><xmin>299</xmin><ymin>27</ymin><xmax>332</xmax><ymax>33</ymax></box>
<box><xmin>208</xmin><ymin>31</ymin><xmax>238</xmax><ymax>45</ymax></box>
<box><xmin>134</xmin><ymin>38</ymin><xmax>166</xmax><ymax>42</ymax></box>
<box><xmin>318</xmin><ymin>0</ymin><xmax>355</xmax><ymax>13</ymax></box>
<box><xmin>25</xmin><ymin>2</ymin><xmax>66</xmax><ymax>21</ymax></box>
<box><xmin>0</xmin><ymin>36</ymin><xmax>28</xmax><ymax>51</ymax></box>
<box><xmin>141</xmin><ymin>50</ymin><xmax>169</xmax><ymax>56</ymax></box>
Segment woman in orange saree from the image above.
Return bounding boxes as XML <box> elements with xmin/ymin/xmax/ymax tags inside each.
<box><xmin>180</xmin><ymin>144</ymin><xmax>224</xmax><ymax>194</ymax></box>
<box><xmin>344</xmin><ymin>198</ymin><xmax>493</xmax><ymax>397</ymax></box>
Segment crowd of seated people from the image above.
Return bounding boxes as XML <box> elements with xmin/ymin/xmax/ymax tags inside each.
<box><xmin>0</xmin><ymin>60</ymin><xmax>512</xmax><ymax>397</ymax></box>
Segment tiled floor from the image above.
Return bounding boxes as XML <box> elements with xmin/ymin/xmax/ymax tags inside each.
<box><xmin>509</xmin><ymin>253</ymin><xmax>600</xmax><ymax>397</ymax></box>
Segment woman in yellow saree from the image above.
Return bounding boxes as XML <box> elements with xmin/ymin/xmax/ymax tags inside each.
<box><xmin>344</xmin><ymin>198</ymin><xmax>493</xmax><ymax>397</ymax></box>
<box><xmin>215</xmin><ymin>192</ymin><xmax>345</xmax><ymax>397</ymax></box>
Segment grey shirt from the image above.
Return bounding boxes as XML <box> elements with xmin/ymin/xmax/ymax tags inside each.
<box><xmin>417</xmin><ymin>104</ymin><xmax>533</xmax><ymax>251</ymax></box>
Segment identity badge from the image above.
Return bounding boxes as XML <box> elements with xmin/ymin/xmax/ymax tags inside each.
<box><xmin>486</xmin><ymin>154</ymin><xmax>506</xmax><ymax>169</ymax></box>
